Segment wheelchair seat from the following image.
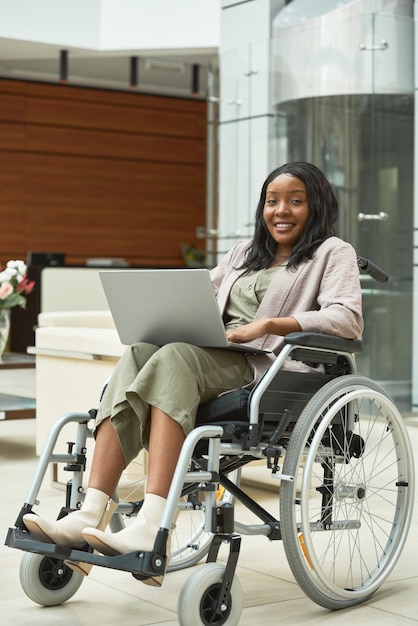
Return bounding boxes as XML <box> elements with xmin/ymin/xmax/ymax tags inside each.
<box><xmin>196</xmin><ymin>332</ymin><xmax>362</xmax><ymax>447</ymax></box>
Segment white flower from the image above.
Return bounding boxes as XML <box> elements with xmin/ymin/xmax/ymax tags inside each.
<box><xmin>0</xmin><ymin>268</ymin><xmax>16</xmax><ymax>282</ymax></box>
<box><xmin>6</xmin><ymin>260</ymin><xmax>27</xmax><ymax>282</ymax></box>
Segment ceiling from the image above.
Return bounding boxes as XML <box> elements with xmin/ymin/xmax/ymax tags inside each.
<box><xmin>0</xmin><ymin>37</ymin><xmax>218</xmax><ymax>99</ymax></box>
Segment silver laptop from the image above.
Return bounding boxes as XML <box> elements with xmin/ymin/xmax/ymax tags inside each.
<box><xmin>99</xmin><ymin>269</ymin><xmax>269</xmax><ymax>355</ymax></box>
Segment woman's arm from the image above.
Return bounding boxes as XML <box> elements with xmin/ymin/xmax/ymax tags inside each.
<box><xmin>292</xmin><ymin>242</ymin><xmax>364</xmax><ymax>339</ymax></box>
<box><xmin>227</xmin><ymin>239</ymin><xmax>363</xmax><ymax>344</ymax></box>
<box><xmin>226</xmin><ymin>316</ymin><xmax>302</xmax><ymax>343</ymax></box>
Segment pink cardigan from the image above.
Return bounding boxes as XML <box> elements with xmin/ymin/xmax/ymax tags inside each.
<box><xmin>210</xmin><ymin>237</ymin><xmax>364</xmax><ymax>379</ymax></box>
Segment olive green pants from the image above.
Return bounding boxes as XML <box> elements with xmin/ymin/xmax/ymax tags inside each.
<box><xmin>95</xmin><ymin>342</ymin><xmax>253</xmax><ymax>466</ymax></box>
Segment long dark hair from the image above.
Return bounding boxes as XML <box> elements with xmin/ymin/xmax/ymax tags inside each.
<box><xmin>242</xmin><ymin>161</ymin><xmax>338</xmax><ymax>271</ymax></box>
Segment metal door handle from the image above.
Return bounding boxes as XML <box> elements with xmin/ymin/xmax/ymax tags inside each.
<box><xmin>357</xmin><ymin>212</ymin><xmax>389</xmax><ymax>221</ymax></box>
<box><xmin>360</xmin><ymin>39</ymin><xmax>389</xmax><ymax>51</ymax></box>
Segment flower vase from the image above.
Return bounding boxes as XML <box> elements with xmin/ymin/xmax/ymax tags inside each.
<box><xmin>0</xmin><ymin>309</ymin><xmax>11</xmax><ymax>359</ymax></box>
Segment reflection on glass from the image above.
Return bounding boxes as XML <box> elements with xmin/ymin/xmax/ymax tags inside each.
<box><xmin>274</xmin><ymin>93</ymin><xmax>413</xmax><ymax>410</ymax></box>
<box><xmin>268</xmin><ymin>1</ymin><xmax>414</xmax><ymax>410</ymax></box>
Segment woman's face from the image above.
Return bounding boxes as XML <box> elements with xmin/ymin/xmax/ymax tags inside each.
<box><xmin>263</xmin><ymin>173</ymin><xmax>310</xmax><ymax>255</ymax></box>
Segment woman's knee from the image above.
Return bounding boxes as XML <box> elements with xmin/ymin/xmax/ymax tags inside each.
<box><xmin>154</xmin><ymin>342</ymin><xmax>192</xmax><ymax>358</ymax></box>
<box><xmin>127</xmin><ymin>342</ymin><xmax>160</xmax><ymax>367</ymax></box>
<box><xmin>150</xmin><ymin>342</ymin><xmax>203</xmax><ymax>374</ymax></box>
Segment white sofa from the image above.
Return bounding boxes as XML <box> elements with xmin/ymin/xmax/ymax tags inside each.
<box><xmin>32</xmin><ymin>311</ymin><xmax>153</xmax><ymax>488</ymax></box>
<box><xmin>31</xmin><ymin>311</ymin><xmax>125</xmax><ymax>479</ymax></box>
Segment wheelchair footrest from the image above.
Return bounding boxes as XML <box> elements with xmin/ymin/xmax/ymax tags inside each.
<box><xmin>6</xmin><ymin>527</ymin><xmax>72</xmax><ymax>558</ymax></box>
<box><xmin>5</xmin><ymin>527</ymin><xmax>167</xmax><ymax>578</ymax></box>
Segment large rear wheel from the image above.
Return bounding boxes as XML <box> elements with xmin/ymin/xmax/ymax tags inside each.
<box><xmin>280</xmin><ymin>375</ymin><xmax>414</xmax><ymax>609</ymax></box>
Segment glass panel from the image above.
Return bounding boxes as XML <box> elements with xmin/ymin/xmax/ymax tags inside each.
<box><xmin>220</xmin><ymin>45</ymin><xmax>251</xmax><ymax>121</ymax></box>
<box><xmin>218</xmin><ymin>42</ymin><xmax>271</xmax><ymax>254</ymax></box>
<box><xmin>271</xmin><ymin>8</ymin><xmax>413</xmax><ymax>410</ymax></box>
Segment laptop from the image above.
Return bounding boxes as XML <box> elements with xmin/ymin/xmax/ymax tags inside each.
<box><xmin>99</xmin><ymin>268</ymin><xmax>270</xmax><ymax>355</ymax></box>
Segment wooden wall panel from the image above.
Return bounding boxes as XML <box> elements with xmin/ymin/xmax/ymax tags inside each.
<box><xmin>0</xmin><ymin>152</ymin><xmax>25</xmax><ymax>252</ymax></box>
<box><xmin>0</xmin><ymin>78</ymin><xmax>207</xmax><ymax>267</ymax></box>
<box><xmin>26</xmin><ymin>95</ymin><xmax>206</xmax><ymax>138</ymax></box>
<box><xmin>25</xmin><ymin>125</ymin><xmax>206</xmax><ymax>163</ymax></box>
<box><xmin>24</xmin><ymin>154</ymin><xmax>205</xmax><ymax>264</ymax></box>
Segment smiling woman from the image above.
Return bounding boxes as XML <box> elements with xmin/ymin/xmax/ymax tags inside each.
<box><xmin>263</xmin><ymin>173</ymin><xmax>310</xmax><ymax>261</ymax></box>
<box><xmin>238</xmin><ymin>161</ymin><xmax>339</xmax><ymax>275</ymax></box>
<box><xmin>23</xmin><ymin>161</ymin><xmax>363</xmax><ymax>587</ymax></box>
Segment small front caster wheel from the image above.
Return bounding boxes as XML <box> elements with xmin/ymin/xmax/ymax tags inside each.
<box><xmin>19</xmin><ymin>552</ymin><xmax>84</xmax><ymax>606</ymax></box>
<box><xmin>178</xmin><ymin>562</ymin><xmax>243</xmax><ymax>626</ymax></box>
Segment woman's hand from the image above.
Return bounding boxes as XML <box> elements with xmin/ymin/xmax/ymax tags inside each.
<box><xmin>226</xmin><ymin>316</ymin><xmax>302</xmax><ymax>344</ymax></box>
<box><xmin>226</xmin><ymin>320</ymin><xmax>269</xmax><ymax>344</ymax></box>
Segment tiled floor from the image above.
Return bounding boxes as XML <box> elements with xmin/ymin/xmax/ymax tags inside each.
<box><xmin>1</xmin><ymin>371</ymin><xmax>418</xmax><ymax>625</ymax></box>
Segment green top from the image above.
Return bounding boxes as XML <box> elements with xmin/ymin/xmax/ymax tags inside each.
<box><xmin>224</xmin><ymin>266</ymin><xmax>285</xmax><ymax>331</ymax></box>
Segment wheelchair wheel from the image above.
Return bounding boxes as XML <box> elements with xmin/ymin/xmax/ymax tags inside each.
<box><xmin>177</xmin><ymin>562</ymin><xmax>243</xmax><ymax>626</ymax></box>
<box><xmin>19</xmin><ymin>552</ymin><xmax>84</xmax><ymax>606</ymax></box>
<box><xmin>109</xmin><ymin>455</ymin><xmax>241</xmax><ymax>571</ymax></box>
<box><xmin>280</xmin><ymin>375</ymin><xmax>414</xmax><ymax>610</ymax></box>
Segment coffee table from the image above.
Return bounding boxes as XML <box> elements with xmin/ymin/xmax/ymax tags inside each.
<box><xmin>0</xmin><ymin>352</ymin><xmax>36</xmax><ymax>420</ymax></box>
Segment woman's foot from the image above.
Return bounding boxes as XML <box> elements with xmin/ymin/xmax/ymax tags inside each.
<box><xmin>82</xmin><ymin>493</ymin><xmax>168</xmax><ymax>586</ymax></box>
<box><xmin>23</xmin><ymin>488</ymin><xmax>113</xmax><ymax>549</ymax></box>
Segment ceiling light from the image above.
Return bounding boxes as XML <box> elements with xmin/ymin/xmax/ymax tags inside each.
<box><xmin>145</xmin><ymin>59</ymin><xmax>185</xmax><ymax>73</ymax></box>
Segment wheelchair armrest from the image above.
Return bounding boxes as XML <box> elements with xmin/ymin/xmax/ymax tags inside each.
<box><xmin>284</xmin><ymin>332</ymin><xmax>362</xmax><ymax>354</ymax></box>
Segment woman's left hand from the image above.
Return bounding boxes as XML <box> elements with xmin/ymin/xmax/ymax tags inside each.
<box><xmin>226</xmin><ymin>316</ymin><xmax>302</xmax><ymax>344</ymax></box>
<box><xmin>226</xmin><ymin>320</ymin><xmax>269</xmax><ymax>344</ymax></box>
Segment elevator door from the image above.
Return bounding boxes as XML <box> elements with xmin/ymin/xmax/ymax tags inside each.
<box><xmin>273</xmin><ymin>9</ymin><xmax>414</xmax><ymax>409</ymax></box>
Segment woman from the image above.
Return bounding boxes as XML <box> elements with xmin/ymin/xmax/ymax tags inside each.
<box><xmin>23</xmin><ymin>162</ymin><xmax>363</xmax><ymax>584</ymax></box>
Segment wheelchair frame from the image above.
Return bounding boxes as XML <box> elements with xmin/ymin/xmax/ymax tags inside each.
<box><xmin>5</xmin><ymin>329</ymin><xmax>415</xmax><ymax>624</ymax></box>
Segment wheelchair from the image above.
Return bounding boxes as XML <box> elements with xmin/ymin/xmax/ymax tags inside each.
<box><xmin>5</xmin><ymin>260</ymin><xmax>415</xmax><ymax>625</ymax></box>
